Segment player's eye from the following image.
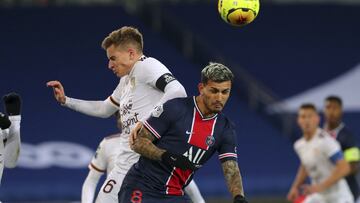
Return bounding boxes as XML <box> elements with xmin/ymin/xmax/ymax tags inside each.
<box><xmin>210</xmin><ymin>89</ymin><xmax>218</xmax><ymax>94</ymax></box>
<box><xmin>222</xmin><ymin>90</ymin><xmax>230</xmax><ymax>94</ymax></box>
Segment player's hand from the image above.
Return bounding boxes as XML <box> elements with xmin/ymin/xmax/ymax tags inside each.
<box><xmin>3</xmin><ymin>92</ymin><xmax>21</xmax><ymax>116</ymax></box>
<box><xmin>286</xmin><ymin>187</ymin><xmax>299</xmax><ymax>202</ymax></box>
<box><xmin>302</xmin><ymin>184</ymin><xmax>323</xmax><ymax>195</ymax></box>
<box><xmin>233</xmin><ymin>195</ymin><xmax>248</xmax><ymax>203</ymax></box>
<box><xmin>46</xmin><ymin>80</ymin><xmax>66</xmax><ymax>104</ymax></box>
<box><xmin>0</xmin><ymin>112</ymin><xmax>11</xmax><ymax>130</ymax></box>
<box><xmin>161</xmin><ymin>151</ymin><xmax>200</xmax><ymax>171</ymax></box>
<box><xmin>129</xmin><ymin>122</ymin><xmax>143</xmax><ymax>149</ymax></box>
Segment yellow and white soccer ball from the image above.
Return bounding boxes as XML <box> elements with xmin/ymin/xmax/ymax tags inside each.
<box><xmin>218</xmin><ymin>0</ymin><xmax>260</xmax><ymax>27</ymax></box>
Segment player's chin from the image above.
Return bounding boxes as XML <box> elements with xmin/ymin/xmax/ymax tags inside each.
<box><xmin>211</xmin><ymin>106</ymin><xmax>223</xmax><ymax>113</ymax></box>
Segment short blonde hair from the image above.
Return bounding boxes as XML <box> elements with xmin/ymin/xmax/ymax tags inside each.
<box><xmin>101</xmin><ymin>26</ymin><xmax>143</xmax><ymax>52</ymax></box>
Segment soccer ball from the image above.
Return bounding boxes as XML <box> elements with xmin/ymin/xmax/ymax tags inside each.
<box><xmin>218</xmin><ymin>0</ymin><xmax>260</xmax><ymax>27</ymax></box>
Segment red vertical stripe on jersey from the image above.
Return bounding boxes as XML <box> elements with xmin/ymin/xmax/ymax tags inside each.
<box><xmin>166</xmin><ymin>168</ymin><xmax>193</xmax><ymax>196</ymax></box>
<box><xmin>188</xmin><ymin>109</ymin><xmax>216</xmax><ymax>150</ymax></box>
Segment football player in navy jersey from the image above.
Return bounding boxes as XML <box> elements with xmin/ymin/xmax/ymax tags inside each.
<box><xmin>122</xmin><ymin>62</ymin><xmax>247</xmax><ymax>203</ymax></box>
<box><xmin>323</xmin><ymin>96</ymin><xmax>360</xmax><ymax>202</ymax></box>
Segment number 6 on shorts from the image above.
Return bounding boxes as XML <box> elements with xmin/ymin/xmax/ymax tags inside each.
<box><xmin>103</xmin><ymin>179</ymin><xmax>117</xmax><ymax>193</ymax></box>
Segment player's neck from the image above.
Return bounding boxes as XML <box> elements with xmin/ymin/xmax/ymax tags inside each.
<box><xmin>325</xmin><ymin>121</ymin><xmax>341</xmax><ymax>131</ymax></box>
<box><xmin>303</xmin><ymin>128</ymin><xmax>317</xmax><ymax>141</ymax></box>
<box><xmin>195</xmin><ymin>96</ymin><xmax>216</xmax><ymax>118</ymax></box>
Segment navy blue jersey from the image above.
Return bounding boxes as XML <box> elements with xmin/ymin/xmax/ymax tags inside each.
<box><xmin>336</xmin><ymin>125</ymin><xmax>360</xmax><ymax>199</ymax></box>
<box><xmin>124</xmin><ymin>96</ymin><xmax>237</xmax><ymax>197</ymax></box>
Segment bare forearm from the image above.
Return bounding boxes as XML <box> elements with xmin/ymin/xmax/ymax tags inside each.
<box><xmin>222</xmin><ymin>160</ymin><xmax>244</xmax><ymax>197</ymax></box>
<box><xmin>291</xmin><ymin>165</ymin><xmax>308</xmax><ymax>189</ymax></box>
<box><xmin>133</xmin><ymin>137</ymin><xmax>165</xmax><ymax>161</ymax></box>
<box><xmin>132</xmin><ymin>127</ymin><xmax>165</xmax><ymax>161</ymax></box>
<box><xmin>320</xmin><ymin>160</ymin><xmax>350</xmax><ymax>190</ymax></box>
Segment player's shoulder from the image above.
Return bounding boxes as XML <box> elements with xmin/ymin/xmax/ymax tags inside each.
<box><xmin>164</xmin><ymin>97</ymin><xmax>190</xmax><ymax>108</ymax></box>
<box><xmin>155</xmin><ymin>97</ymin><xmax>191</xmax><ymax>118</ymax></box>
<box><xmin>294</xmin><ymin>137</ymin><xmax>306</xmax><ymax>151</ymax></box>
<box><xmin>216</xmin><ymin>112</ymin><xmax>236</xmax><ymax>130</ymax></box>
<box><xmin>135</xmin><ymin>56</ymin><xmax>168</xmax><ymax>71</ymax></box>
<box><xmin>339</xmin><ymin>125</ymin><xmax>355</xmax><ymax>138</ymax></box>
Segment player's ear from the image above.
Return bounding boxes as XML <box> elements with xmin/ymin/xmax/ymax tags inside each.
<box><xmin>198</xmin><ymin>83</ymin><xmax>204</xmax><ymax>95</ymax></box>
<box><xmin>128</xmin><ymin>48</ymin><xmax>135</xmax><ymax>60</ymax></box>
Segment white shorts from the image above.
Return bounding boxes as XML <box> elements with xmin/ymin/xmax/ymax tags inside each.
<box><xmin>95</xmin><ymin>140</ymin><xmax>140</xmax><ymax>203</ymax></box>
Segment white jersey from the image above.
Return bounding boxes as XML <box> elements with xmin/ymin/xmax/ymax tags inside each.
<box><xmin>294</xmin><ymin>128</ymin><xmax>353</xmax><ymax>202</ymax></box>
<box><xmin>89</xmin><ymin>134</ymin><xmax>121</xmax><ymax>174</ymax></box>
<box><xmin>109</xmin><ymin>56</ymin><xmax>174</xmax><ymax>137</ymax></box>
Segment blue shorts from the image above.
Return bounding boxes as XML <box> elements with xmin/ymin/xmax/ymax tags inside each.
<box><xmin>118</xmin><ymin>169</ymin><xmax>191</xmax><ymax>203</ymax></box>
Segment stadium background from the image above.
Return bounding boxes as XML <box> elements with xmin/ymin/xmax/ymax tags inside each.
<box><xmin>1</xmin><ymin>0</ymin><xmax>360</xmax><ymax>202</ymax></box>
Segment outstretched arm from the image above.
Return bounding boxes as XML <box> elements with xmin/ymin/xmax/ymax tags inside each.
<box><xmin>47</xmin><ymin>80</ymin><xmax>117</xmax><ymax>118</ymax></box>
<box><xmin>222</xmin><ymin>160</ymin><xmax>244</xmax><ymax>198</ymax></box>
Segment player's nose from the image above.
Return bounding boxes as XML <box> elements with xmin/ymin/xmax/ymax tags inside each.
<box><xmin>108</xmin><ymin>61</ymin><xmax>114</xmax><ymax>69</ymax></box>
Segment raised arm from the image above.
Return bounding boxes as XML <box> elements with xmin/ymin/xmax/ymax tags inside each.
<box><xmin>47</xmin><ymin>80</ymin><xmax>117</xmax><ymax>118</ymax></box>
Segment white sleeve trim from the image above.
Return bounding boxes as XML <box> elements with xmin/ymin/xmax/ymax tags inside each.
<box><xmin>143</xmin><ymin>121</ymin><xmax>161</xmax><ymax>139</ymax></box>
<box><xmin>63</xmin><ymin>97</ymin><xmax>118</xmax><ymax>118</ymax></box>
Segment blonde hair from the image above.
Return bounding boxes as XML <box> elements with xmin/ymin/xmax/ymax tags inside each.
<box><xmin>101</xmin><ymin>26</ymin><xmax>143</xmax><ymax>52</ymax></box>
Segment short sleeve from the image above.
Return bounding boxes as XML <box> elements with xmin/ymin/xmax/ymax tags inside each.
<box><xmin>89</xmin><ymin>139</ymin><xmax>107</xmax><ymax>173</ymax></box>
<box><xmin>109</xmin><ymin>79</ymin><xmax>123</xmax><ymax>107</ymax></box>
<box><xmin>217</xmin><ymin>122</ymin><xmax>238</xmax><ymax>163</ymax></box>
<box><xmin>338</xmin><ymin>128</ymin><xmax>357</xmax><ymax>150</ymax></box>
<box><xmin>322</xmin><ymin>135</ymin><xmax>343</xmax><ymax>163</ymax></box>
<box><xmin>135</xmin><ymin>58</ymin><xmax>176</xmax><ymax>91</ymax></box>
<box><xmin>143</xmin><ymin>99</ymin><xmax>179</xmax><ymax>140</ymax></box>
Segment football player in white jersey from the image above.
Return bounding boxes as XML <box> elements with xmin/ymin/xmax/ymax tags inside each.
<box><xmin>47</xmin><ymin>26</ymin><xmax>205</xmax><ymax>203</ymax></box>
<box><xmin>287</xmin><ymin>103</ymin><xmax>353</xmax><ymax>203</ymax></box>
<box><xmin>0</xmin><ymin>92</ymin><xmax>22</xmax><ymax>184</ymax></box>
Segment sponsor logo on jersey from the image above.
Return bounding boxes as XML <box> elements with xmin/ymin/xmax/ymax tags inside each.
<box><xmin>164</xmin><ymin>74</ymin><xmax>175</xmax><ymax>84</ymax></box>
<box><xmin>151</xmin><ymin>105</ymin><xmax>163</xmax><ymax>117</ymax></box>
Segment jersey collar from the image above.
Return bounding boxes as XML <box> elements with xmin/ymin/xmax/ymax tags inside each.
<box><xmin>193</xmin><ymin>96</ymin><xmax>218</xmax><ymax>120</ymax></box>
<box><xmin>129</xmin><ymin>55</ymin><xmax>147</xmax><ymax>77</ymax></box>
<box><xmin>323</xmin><ymin>122</ymin><xmax>345</xmax><ymax>138</ymax></box>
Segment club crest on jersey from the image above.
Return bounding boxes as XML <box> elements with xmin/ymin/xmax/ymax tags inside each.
<box><xmin>205</xmin><ymin>135</ymin><xmax>215</xmax><ymax>147</ymax></box>
<box><xmin>151</xmin><ymin>105</ymin><xmax>163</xmax><ymax>117</ymax></box>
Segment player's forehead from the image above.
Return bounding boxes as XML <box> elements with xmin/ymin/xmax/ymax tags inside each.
<box><xmin>204</xmin><ymin>80</ymin><xmax>232</xmax><ymax>90</ymax></box>
<box><xmin>325</xmin><ymin>100</ymin><xmax>341</xmax><ymax>109</ymax></box>
<box><xmin>106</xmin><ymin>44</ymin><xmax>126</xmax><ymax>58</ymax></box>
<box><xmin>298</xmin><ymin>108</ymin><xmax>317</xmax><ymax>116</ymax></box>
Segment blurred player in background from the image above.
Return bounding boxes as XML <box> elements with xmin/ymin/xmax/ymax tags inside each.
<box><xmin>323</xmin><ymin>95</ymin><xmax>360</xmax><ymax>202</ymax></box>
<box><xmin>287</xmin><ymin>103</ymin><xmax>353</xmax><ymax>203</ymax></box>
<box><xmin>47</xmin><ymin>26</ymin><xmax>204</xmax><ymax>203</ymax></box>
<box><xmin>123</xmin><ymin>63</ymin><xmax>248</xmax><ymax>203</ymax></box>
<box><xmin>81</xmin><ymin>112</ymin><xmax>122</xmax><ymax>203</ymax></box>
<box><xmin>0</xmin><ymin>92</ymin><xmax>22</xmax><ymax>184</ymax></box>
